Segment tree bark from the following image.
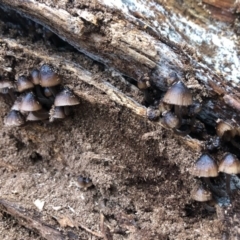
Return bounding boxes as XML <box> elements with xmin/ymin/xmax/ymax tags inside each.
<box><xmin>0</xmin><ymin>0</ymin><xmax>239</xmax><ymax>127</ymax></box>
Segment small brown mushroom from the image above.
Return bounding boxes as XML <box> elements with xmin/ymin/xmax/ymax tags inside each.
<box><xmin>191</xmin><ymin>154</ymin><xmax>225</xmax><ymax>197</ymax></box>
<box><xmin>16</xmin><ymin>75</ymin><xmax>34</xmax><ymax>92</ymax></box>
<box><xmin>49</xmin><ymin>106</ymin><xmax>66</xmax><ymax>122</ymax></box>
<box><xmin>191</xmin><ymin>184</ymin><xmax>212</xmax><ymax>202</ymax></box>
<box><xmin>161</xmin><ymin>111</ymin><xmax>180</xmax><ymax>129</ymax></box>
<box><xmin>39</xmin><ymin>64</ymin><xmax>61</xmax><ymax>87</ymax></box>
<box><xmin>30</xmin><ymin>69</ymin><xmax>40</xmax><ymax>85</ymax></box>
<box><xmin>20</xmin><ymin>92</ymin><xmax>42</xmax><ymax>112</ymax></box>
<box><xmin>54</xmin><ymin>88</ymin><xmax>80</xmax><ymax>107</ymax></box>
<box><xmin>218</xmin><ymin>153</ymin><xmax>240</xmax><ymax>195</ymax></box>
<box><xmin>191</xmin><ymin>184</ymin><xmax>216</xmax><ymax>212</ymax></box>
<box><xmin>77</xmin><ymin>176</ymin><xmax>93</xmax><ymax>190</ymax></box>
<box><xmin>4</xmin><ymin>110</ymin><xmax>25</xmax><ymax>127</ymax></box>
<box><xmin>216</xmin><ymin>119</ymin><xmax>239</xmax><ymax>148</ymax></box>
<box><xmin>26</xmin><ymin>109</ymin><xmax>49</xmax><ymax>121</ymax></box>
<box><xmin>163</xmin><ymin>81</ymin><xmax>193</xmax><ymax>123</ymax></box>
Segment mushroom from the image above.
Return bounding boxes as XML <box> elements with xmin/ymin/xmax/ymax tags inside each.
<box><xmin>16</xmin><ymin>75</ymin><xmax>34</xmax><ymax>92</ymax></box>
<box><xmin>0</xmin><ymin>79</ymin><xmax>15</xmax><ymax>101</ymax></box>
<box><xmin>216</xmin><ymin>119</ymin><xmax>239</xmax><ymax>148</ymax></box>
<box><xmin>49</xmin><ymin>106</ymin><xmax>66</xmax><ymax>122</ymax></box>
<box><xmin>161</xmin><ymin>111</ymin><xmax>180</xmax><ymax>129</ymax></box>
<box><xmin>191</xmin><ymin>153</ymin><xmax>225</xmax><ymax>197</ymax></box>
<box><xmin>77</xmin><ymin>176</ymin><xmax>93</xmax><ymax>190</ymax></box>
<box><xmin>26</xmin><ymin>109</ymin><xmax>49</xmax><ymax>121</ymax></box>
<box><xmin>4</xmin><ymin>110</ymin><xmax>25</xmax><ymax>127</ymax></box>
<box><xmin>191</xmin><ymin>184</ymin><xmax>216</xmax><ymax>212</ymax></box>
<box><xmin>218</xmin><ymin>153</ymin><xmax>240</xmax><ymax>195</ymax></box>
<box><xmin>30</xmin><ymin>69</ymin><xmax>40</xmax><ymax>85</ymax></box>
<box><xmin>54</xmin><ymin>88</ymin><xmax>80</xmax><ymax>106</ymax></box>
<box><xmin>39</xmin><ymin>64</ymin><xmax>61</xmax><ymax>97</ymax></box>
<box><xmin>163</xmin><ymin>81</ymin><xmax>193</xmax><ymax>124</ymax></box>
<box><xmin>20</xmin><ymin>92</ymin><xmax>42</xmax><ymax>112</ymax></box>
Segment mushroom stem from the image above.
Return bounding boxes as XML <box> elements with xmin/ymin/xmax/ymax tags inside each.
<box><xmin>203</xmin><ymin>203</ymin><xmax>216</xmax><ymax>212</ymax></box>
<box><xmin>230</xmin><ymin>139</ymin><xmax>240</xmax><ymax>149</ymax></box>
<box><xmin>203</xmin><ymin>177</ymin><xmax>226</xmax><ymax>197</ymax></box>
<box><xmin>226</xmin><ymin>174</ymin><xmax>231</xmax><ymax>196</ymax></box>
<box><xmin>174</xmin><ymin>105</ymin><xmax>182</xmax><ymax>126</ymax></box>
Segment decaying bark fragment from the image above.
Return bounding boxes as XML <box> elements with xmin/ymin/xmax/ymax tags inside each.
<box><xmin>0</xmin><ymin>199</ymin><xmax>65</xmax><ymax>240</ymax></box>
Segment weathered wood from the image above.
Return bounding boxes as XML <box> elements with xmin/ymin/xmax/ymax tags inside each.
<box><xmin>0</xmin><ymin>199</ymin><xmax>65</xmax><ymax>240</ymax></box>
<box><xmin>0</xmin><ymin>0</ymin><xmax>239</xmax><ymax>127</ymax></box>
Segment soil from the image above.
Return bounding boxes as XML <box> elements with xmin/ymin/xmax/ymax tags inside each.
<box><xmin>0</xmin><ymin>5</ymin><xmax>239</xmax><ymax>240</ymax></box>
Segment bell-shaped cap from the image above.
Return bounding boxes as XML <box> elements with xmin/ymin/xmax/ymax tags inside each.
<box><xmin>20</xmin><ymin>92</ymin><xmax>42</xmax><ymax>112</ymax></box>
<box><xmin>26</xmin><ymin>109</ymin><xmax>49</xmax><ymax>121</ymax></box>
<box><xmin>163</xmin><ymin>81</ymin><xmax>193</xmax><ymax>106</ymax></box>
<box><xmin>216</xmin><ymin>119</ymin><xmax>235</xmax><ymax>139</ymax></box>
<box><xmin>11</xmin><ymin>96</ymin><xmax>23</xmax><ymax>111</ymax></box>
<box><xmin>31</xmin><ymin>69</ymin><xmax>40</xmax><ymax>85</ymax></box>
<box><xmin>0</xmin><ymin>79</ymin><xmax>14</xmax><ymax>89</ymax></box>
<box><xmin>49</xmin><ymin>106</ymin><xmax>66</xmax><ymax>122</ymax></box>
<box><xmin>17</xmin><ymin>75</ymin><xmax>34</xmax><ymax>92</ymax></box>
<box><xmin>54</xmin><ymin>88</ymin><xmax>80</xmax><ymax>106</ymax></box>
<box><xmin>162</xmin><ymin>111</ymin><xmax>180</xmax><ymax>128</ymax></box>
<box><xmin>191</xmin><ymin>153</ymin><xmax>218</xmax><ymax>177</ymax></box>
<box><xmin>191</xmin><ymin>185</ymin><xmax>212</xmax><ymax>202</ymax></box>
<box><xmin>4</xmin><ymin>110</ymin><xmax>25</xmax><ymax>127</ymax></box>
<box><xmin>219</xmin><ymin>153</ymin><xmax>240</xmax><ymax>174</ymax></box>
<box><xmin>39</xmin><ymin>64</ymin><xmax>61</xmax><ymax>87</ymax></box>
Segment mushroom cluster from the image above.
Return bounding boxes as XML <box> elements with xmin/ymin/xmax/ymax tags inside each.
<box><xmin>190</xmin><ymin>152</ymin><xmax>240</xmax><ymax>207</ymax></box>
<box><xmin>145</xmin><ymin>81</ymin><xmax>201</xmax><ymax>136</ymax></box>
<box><xmin>1</xmin><ymin>64</ymin><xmax>80</xmax><ymax>127</ymax></box>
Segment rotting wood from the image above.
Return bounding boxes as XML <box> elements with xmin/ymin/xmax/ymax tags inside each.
<box><xmin>0</xmin><ymin>36</ymin><xmax>203</xmax><ymax>152</ymax></box>
<box><xmin>0</xmin><ymin>0</ymin><xmax>239</xmax><ymax>127</ymax></box>
<box><xmin>0</xmin><ymin>199</ymin><xmax>65</xmax><ymax>240</ymax></box>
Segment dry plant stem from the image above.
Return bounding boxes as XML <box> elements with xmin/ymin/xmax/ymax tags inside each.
<box><xmin>0</xmin><ymin>199</ymin><xmax>65</xmax><ymax>240</ymax></box>
<box><xmin>78</xmin><ymin>222</ymin><xmax>104</xmax><ymax>238</ymax></box>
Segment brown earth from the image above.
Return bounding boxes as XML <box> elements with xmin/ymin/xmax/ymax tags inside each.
<box><xmin>0</xmin><ymin>5</ymin><xmax>239</xmax><ymax>240</ymax></box>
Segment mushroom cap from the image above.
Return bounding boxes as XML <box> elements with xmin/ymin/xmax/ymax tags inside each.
<box><xmin>162</xmin><ymin>111</ymin><xmax>180</xmax><ymax>128</ymax></box>
<box><xmin>4</xmin><ymin>110</ymin><xmax>25</xmax><ymax>127</ymax></box>
<box><xmin>26</xmin><ymin>109</ymin><xmax>49</xmax><ymax>121</ymax></box>
<box><xmin>216</xmin><ymin>119</ymin><xmax>235</xmax><ymax>139</ymax></box>
<box><xmin>163</xmin><ymin>81</ymin><xmax>193</xmax><ymax>106</ymax></box>
<box><xmin>54</xmin><ymin>88</ymin><xmax>80</xmax><ymax>106</ymax></box>
<box><xmin>11</xmin><ymin>96</ymin><xmax>23</xmax><ymax>111</ymax></box>
<box><xmin>191</xmin><ymin>185</ymin><xmax>212</xmax><ymax>202</ymax></box>
<box><xmin>50</xmin><ymin>106</ymin><xmax>66</xmax><ymax>120</ymax></box>
<box><xmin>17</xmin><ymin>75</ymin><xmax>34</xmax><ymax>92</ymax></box>
<box><xmin>31</xmin><ymin>69</ymin><xmax>40</xmax><ymax>85</ymax></box>
<box><xmin>39</xmin><ymin>64</ymin><xmax>61</xmax><ymax>87</ymax></box>
<box><xmin>77</xmin><ymin>176</ymin><xmax>93</xmax><ymax>189</ymax></box>
<box><xmin>191</xmin><ymin>154</ymin><xmax>218</xmax><ymax>177</ymax></box>
<box><xmin>0</xmin><ymin>79</ymin><xmax>14</xmax><ymax>89</ymax></box>
<box><xmin>219</xmin><ymin>153</ymin><xmax>240</xmax><ymax>174</ymax></box>
<box><xmin>20</xmin><ymin>92</ymin><xmax>42</xmax><ymax>112</ymax></box>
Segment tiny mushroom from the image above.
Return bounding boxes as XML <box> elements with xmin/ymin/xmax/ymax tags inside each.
<box><xmin>16</xmin><ymin>75</ymin><xmax>34</xmax><ymax>92</ymax></box>
<box><xmin>39</xmin><ymin>64</ymin><xmax>61</xmax><ymax>88</ymax></box>
<box><xmin>49</xmin><ymin>106</ymin><xmax>66</xmax><ymax>122</ymax></box>
<box><xmin>4</xmin><ymin>110</ymin><xmax>25</xmax><ymax>127</ymax></box>
<box><xmin>191</xmin><ymin>184</ymin><xmax>212</xmax><ymax>202</ymax></box>
<box><xmin>0</xmin><ymin>79</ymin><xmax>15</xmax><ymax>101</ymax></box>
<box><xmin>163</xmin><ymin>81</ymin><xmax>193</xmax><ymax>124</ymax></box>
<box><xmin>161</xmin><ymin>111</ymin><xmax>180</xmax><ymax>129</ymax></box>
<box><xmin>77</xmin><ymin>176</ymin><xmax>93</xmax><ymax>190</ymax></box>
<box><xmin>20</xmin><ymin>92</ymin><xmax>42</xmax><ymax>112</ymax></box>
<box><xmin>218</xmin><ymin>153</ymin><xmax>240</xmax><ymax>195</ymax></box>
<box><xmin>26</xmin><ymin>109</ymin><xmax>49</xmax><ymax>121</ymax></box>
<box><xmin>54</xmin><ymin>87</ymin><xmax>80</xmax><ymax>107</ymax></box>
<box><xmin>191</xmin><ymin>153</ymin><xmax>224</xmax><ymax>196</ymax></box>
<box><xmin>216</xmin><ymin>119</ymin><xmax>239</xmax><ymax>148</ymax></box>
<box><xmin>30</xmin><ymin>69</ymin><xmax>40</xmax><ymax>85</ymax></box>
